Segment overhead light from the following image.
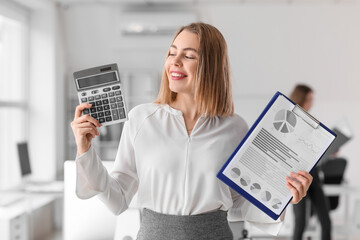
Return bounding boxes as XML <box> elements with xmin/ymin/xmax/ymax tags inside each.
<box><xmin>122</xmin><ymin>24</ymin><xmax>177</xmax><ymax>36</ymax></box>
<box><xmin>120</xmin><ymin>11</ymin><xmax>198</xmax><ymax>36</ymax></box>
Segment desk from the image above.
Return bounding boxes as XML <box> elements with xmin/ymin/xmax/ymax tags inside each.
<box><xmin>0</xmin><ymin>192</ymin><xmax>62</xmax><ymax>240</ymax></box>
<box><xmin>322</xmin><ymin>184</ymin><xmax>360</xmax><ymax>239</ymax></box>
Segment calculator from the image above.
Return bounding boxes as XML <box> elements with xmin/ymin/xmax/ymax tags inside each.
<box><xmin>73</xmin><ymin>63</ymin><xmax>128</xmax><ymax>126</ymax></box>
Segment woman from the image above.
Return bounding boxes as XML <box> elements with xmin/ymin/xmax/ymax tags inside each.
<box><xmin>290</xmin><ymin>84</ymin><xmax>331</xmax><ymax>240</ymax></box>
<box><xmin>71</xmin><ymin>23</ymin><xmax>312</xmax><ymax>240</ymax></box>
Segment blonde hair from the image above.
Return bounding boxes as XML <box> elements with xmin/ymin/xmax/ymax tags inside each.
<box><xmin>154</xmin><ymin>22</ymin><xmax>234</xmax><ymax>117</ymax></box>
<box><xmin>289</xmin><ymin>84</ymin><xmax>313</xmax><ymax>108</ymax></box>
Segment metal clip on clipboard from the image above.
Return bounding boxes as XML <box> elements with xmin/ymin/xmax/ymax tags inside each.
<box><xmin>292</xmin><ymin>104</ymin><xmax>320</xmax><ymax>129</ymax></box>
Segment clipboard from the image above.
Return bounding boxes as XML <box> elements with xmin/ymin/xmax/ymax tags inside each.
<box><xmin>217</xmin><ymin>91</ymin><xmax>336</xmax><ymax>220</ymax></box>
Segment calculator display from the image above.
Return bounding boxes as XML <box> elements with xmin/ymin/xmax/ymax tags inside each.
<box><xmin>77</xmin><ymin>72</ymin><xmax>119</xmax><ymax>89</ymax></box>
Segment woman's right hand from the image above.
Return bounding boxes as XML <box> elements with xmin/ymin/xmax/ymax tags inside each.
<box><xmin>71</xmin><ymin>103</ymin><xmax>102</xmax><ymax>155</ymax></box>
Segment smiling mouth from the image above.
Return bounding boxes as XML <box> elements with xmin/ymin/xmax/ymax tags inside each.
<box><xmin>170</xmin><ymin>72</ymin><xmax>187</xmax><ymax>79</ymax></box>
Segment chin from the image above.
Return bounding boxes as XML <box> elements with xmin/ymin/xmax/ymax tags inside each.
<box><xmin>169</xmin><ymin>84</ymin><xmax>183</xmax><ymax>93</ymax></box>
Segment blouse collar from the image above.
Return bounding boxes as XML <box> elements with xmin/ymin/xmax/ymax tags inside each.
<box><xmin>163</xmin><ymin>104</ymin><xmax>207</xmax><ymax>119</ymax></box>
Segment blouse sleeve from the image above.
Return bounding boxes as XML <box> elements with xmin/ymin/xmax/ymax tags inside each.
<box><xmin>228</xmin><ymin>188</ymin><xmax>285</xmax><ymax>236</ymax></box>
<box><xmin>75</xmin><ymin>113</ymin><xmax>138</xmax><ymax>216</ymax></box>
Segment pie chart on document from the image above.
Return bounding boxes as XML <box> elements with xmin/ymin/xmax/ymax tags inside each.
<box><xmin>261</xmin><ymin>191</ymin><xmax>272</xmax><ymax>202</ymax></box>
<box><xmin>230</xmin><ymin>167</ymin><xmax>241</xmax><ymax>178</ymax></box>
<box><xmin>273</xmin><ymin>109</ymin><xmax>297</xmax><ymax>133</ymax></box>
<box><xmin>240</xmin><ymin>176</ymin><xmax>251</xmax><ymax>186</ymax></box>
<box><xmin>250</xmin><ymin>183</ymin><xmax>261</xmax><ymax>194</ymax></box>
<box><xmin>271</xmin><ymin>199</ymin><xmax>282</xmax><ymax>209</ymax></box>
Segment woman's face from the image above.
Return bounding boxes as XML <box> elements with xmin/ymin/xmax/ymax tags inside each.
<box><xmin>303</xmin><ymin>91</ymin><xmax>314</xmax><ymax>111</ymax></box>
<box><xmin>165</xmin><ymin>30</ymin><xmax>200</xmax><ymax>96</ymax></box>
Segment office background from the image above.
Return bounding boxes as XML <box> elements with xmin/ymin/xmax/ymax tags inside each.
<box><xmin>0</xmin><ymin>0</ymin><xmax>359</xmax><ymax>239</ymax></box>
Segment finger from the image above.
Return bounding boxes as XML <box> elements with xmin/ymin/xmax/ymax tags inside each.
<box><xmin>290</xmin><ymin>171</ymin><xmax>313</xmax><ymax>191</ymax></box>
<box><xmin>76</xmin><ymin>122</ymin><xmax>100</xmax><ymax>135</ymax></box>
<box><xmin>297</xmin><ymin>170</ymin><xmax>313</xmax><ymax>184</ymax></box>
<box><xmin>286</xmin><ymin>175</ymin><xmax>302</xmax><ymax>188</ymax></box>
<box><xmin>74</xmin><ymin>103</ymin><xmax>92</xmax><ymax>120</ymax></box>
<box><xmin>289</xmin><ymin>172</ymin><xmax>308</xmax><ymax>185</ymax></box>
<box><xmin>286</xmin><ymin>176</ymin><xmax>305</xmax><ymax>197</ymax></box>
<box><xmin>74</xmin><ymin>114</ymin><xmax>102</xmax><ymax>127</ymax></box>
<box><xmin>77</xmin><ymin>127</ymin><xmax>97</xmax><ymax>138</ymax></box>
<box><xmin>286</xmin><ymin>182</ymin><xmax>301</xmax><ymax>204</ymax></box>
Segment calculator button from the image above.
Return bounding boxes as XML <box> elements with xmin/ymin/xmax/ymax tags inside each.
<box><xmin>90</xmin><ymin>107</ymin><xmax>97</xmax><ymax>113</ymax></box>
<box><xmin>119</xmin><ymin>108</ymin><xmax>126</xmax><ymax>119</ymax></box>
<box><xmin>81</xmin><ymin>97</ymin><xmax>87</xmax><ymax>102</ymax></box>
<box><xmin>96</xmin><ymin>106</ymin><xmax>103</xmax><ymax>112</ymax></box>
<box><xmin>89</xmin><ymin>102</ymin><xmax>95</xmax><ymax>106</ymax></box>
<box><xmin>98</xmin><ymin>112</ymin><xmax>104</xmax><ymax>117</ymax></box>
<box><xmin>109</xmin><ymin>92</ymin><xmax>114</xmax><ymax>97</ymax></box>
<box><xmin>116</xmin><ymin>96</ymin><xmax>123</xmax><ymax>102</ymax></box>
<box><xmin>81</xmin><ymin>92</ymin><xmax>87</xmax><ymax>96</ymax></box>
<box><xmin>109</xmin><ymin>97</ymin><xmax>116</xmax><ymax>103</ymax></box>
<box><xmin>99</xmin><ymin>118</ymin><xmax>105</xmax><ymax>123</ymax></box>
<box><xmin>105</xmin><ymin>110</ymin><xmax>111</xmax><ymax>116</ymax></box>
<box><xmin>104</xmin><ymin>105</ymin><xmax>110</xmax><ymax>110</ymax></box>
<box><xmin>83</xmin><ymin>109</ymin><xmax>90</xmax><ymax>114</ymax></box>
<box><xmin>102</xmin><ymin>99</ymin><xmax>109</xmax><ymax>105</ymax></box>
<box><xmin>95</xmin><ymin>100</ymin><xmax>102</xmax><ymax>106</ymax></box>
<box><xmin>103</xmin><ymin>87</ymin><xmax>111</xmax><ymax>92</ymax></box>
<box><xmin>110</xmin><ymin>103</ymin><xmax>117</xmax><ymax>109</ymax></box>
<box><xmin>112</xmin><ymin>85</ymin><xmax>120</xmax><ymax>90</ymax></box>
<box><xmin>95</xmin><ymin>95</ymin><xmax>101</xmax><ymax>100</ymax></box>
<box><xmin>88</xmin><ymin>96</ymin><xmax>94</xmax><ymax>101</ymax></box>
<box><xmin>117</xmin><ymin>102</ymin><xmax>124</xmax><ymax>108</ymax></box>
<box><xmin>115</xmin><ymin>90</ymin><xmax>121</xmax><ymax>96</ymax></box>
<box><xmin>101</xmin><ymin>93</ymin><xmax>108</xmax><ymax>98</ymax></box>
<box><xmin>105</xmin><ymin>116</ymin><xmax>112</xmax><ymax>122</ymax></box>
<box><xmin>91</xmin><ymin>90</ymin><xmax>99</xmax><ymax>94</ymax></box>
<box><xmin>91</xmin><ymin>113</ymin><xmax>98</xmax><ymax>119</ymax></box>
<box><xmin>112</xmin><ymin>109</ymin><xmax>119</xmax><ymax>120</ymax></box>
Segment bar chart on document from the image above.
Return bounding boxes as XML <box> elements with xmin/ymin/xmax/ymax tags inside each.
<box><xmin>218</xmin><ymin>92</ymin><xmax>335</xmax><ymax>219</ymax></box>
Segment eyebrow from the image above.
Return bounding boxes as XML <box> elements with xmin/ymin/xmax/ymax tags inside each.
<box><xmin>170</xmin><ymin>45</ymin><xmax>198</xmax><ymax>53</ymax></box>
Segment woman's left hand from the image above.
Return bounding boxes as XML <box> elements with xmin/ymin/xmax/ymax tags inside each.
<box><xmin>286</xmin><ymin>170</ymin><xmax>313</xmax><ymax>204</ymax></box>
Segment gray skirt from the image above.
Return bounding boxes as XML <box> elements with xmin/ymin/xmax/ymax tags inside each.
<box><xmin>136</xmin><ymin>209</ymin><xmax>233</xmax><ymax>240</ymax></box>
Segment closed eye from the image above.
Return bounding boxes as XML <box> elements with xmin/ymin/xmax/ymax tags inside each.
<box><xmin>185</xmin><ymin>55</ymin><xmax>196</xmax><ymax>59</ymax></box>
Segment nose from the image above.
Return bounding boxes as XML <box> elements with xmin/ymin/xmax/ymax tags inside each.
<box><xmin>171</xmin><ymin>55</ymin><xmax>182</xmax><ymax>67</ymax></box>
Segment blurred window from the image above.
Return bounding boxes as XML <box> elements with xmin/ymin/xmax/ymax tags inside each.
<box><xmin>0</xmin><ymin>11</ymin><xmax>29</xmax><ymax>190</ymax></box>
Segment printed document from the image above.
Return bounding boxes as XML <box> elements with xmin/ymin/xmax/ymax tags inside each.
<box><xmin>218</xmin><ymin>93</ymin><xmax>336</xmax><ymax>220</ymax></box>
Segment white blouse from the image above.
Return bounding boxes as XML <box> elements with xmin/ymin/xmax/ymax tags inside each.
<box><xmin>76</xmin><ymin>103</ymin><xmax>285</xmax><ymax>235</ymax></box>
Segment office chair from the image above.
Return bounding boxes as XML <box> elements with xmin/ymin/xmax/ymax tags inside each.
<box><xmin>320</xmin><ymin>157</ymin><xmax>347</xmax><ymax>210</ymax></box>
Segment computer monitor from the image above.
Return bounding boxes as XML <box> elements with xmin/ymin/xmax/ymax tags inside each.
<box><xmin>16</xmin><ymin>142</ymin><xmax>64</xmax><ymax>192</ymax></box>
<box><xmin>17</xmin><ymin>142</ymin><xmax>32</xmax><ymax>178</ymax></box>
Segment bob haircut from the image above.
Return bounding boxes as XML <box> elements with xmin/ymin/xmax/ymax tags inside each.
<box><xmin>154</xmin><ymin>22</ymin><xmax>234</xmax><ymax>117</ymax></box>
<box><xmin>289</xmin><ymin>84</ymin><xmax>313</xmax><ymax>108</ymax></box>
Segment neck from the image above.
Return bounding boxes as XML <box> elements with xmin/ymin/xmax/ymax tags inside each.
<box><xmin>171</xmin><ymin>94</ymin><xmax>199</xmax><ymax>121</ymax></box>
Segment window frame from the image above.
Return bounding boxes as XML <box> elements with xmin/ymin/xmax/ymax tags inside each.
<box><xmin>0</xmin><ymin>1</ymin><xmax>30</xmax><ymax>189</ymax></box>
